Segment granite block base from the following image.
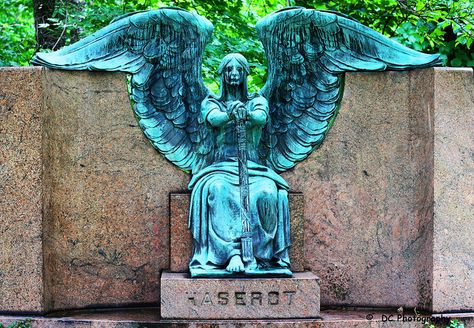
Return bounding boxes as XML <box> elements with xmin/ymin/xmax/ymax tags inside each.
<box><xmin>160</xmin><ymin>272</ymin><xmax>320</xmax><ymax>319</ymax></box>
<box><xmin>2</xmin><ymin>309</ymin><xmax>473</xmax><ymax>327</ymax></box>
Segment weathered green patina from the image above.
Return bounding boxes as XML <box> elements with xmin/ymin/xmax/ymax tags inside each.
<box><xmin>31</xmin><ymin>7</ymin><xmax>441</xmax><ymax>278</ymax></box>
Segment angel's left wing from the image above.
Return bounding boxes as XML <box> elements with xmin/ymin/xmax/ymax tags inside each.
<box><xmin>257</xmin><ymin>7</ymin><xmax>442</xmax><ymax>173</ymax></box>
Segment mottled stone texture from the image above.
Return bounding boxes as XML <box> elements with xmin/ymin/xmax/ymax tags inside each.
<box><xmin>169</xmin><ymin>193</ymin><xmax>306</xmax><ymax>272</ymax></box>
<box><xmin>40</xmin><ymin>70</ymin><xmax>189</xmax><ymax>311</ymax></box>
<box><xmin>432</xmin><ymin>68</ymin><xmax>474</xmax><ymax>312</ymax></box>
<box><xmin>1</xmin><ymin>67</ymin><xmax>472</xmax><ymax>314</ymax></box>
<box><xmin>169</xmin><ymin>194</ymin><xmax>191</xmax><ymax>273</ymax></box>
<box><xmin>282</xmin><ymin>69</ymin><xmax>438</xmax><ymax>308</ymax></box>
<box><xmin>288</xmin><ymin>193</ymin><xmax>306</xmax><ymax>272</ymax></box>
<box><xmin>0</xmin><ymin>67</ymin><xmax>45</xmax><ymax>312</ymax></box>
<box><xmin>2</xmin><ymin>311</ymin><xmax>473</xmax><ymax>328</ymax></box>
<box><xmin>161</xmin><ymin>272</ymin><xmax>320</xmax><ymax>319</ymax></box>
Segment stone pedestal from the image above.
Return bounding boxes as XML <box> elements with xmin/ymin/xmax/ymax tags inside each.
<box><xmin>160</xmin><ymin>272</ymin><xmax>320</xmax><ymax>319</ymax></box>
<box><xmin>165</xmin><ymin>193</ymin><xmax>315</xmax><ymax>320</ymax></box>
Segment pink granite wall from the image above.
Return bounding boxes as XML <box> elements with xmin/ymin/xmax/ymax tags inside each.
<box><xmin>40</xmin><ymin>70</ymin><xmax>189</xmax><ymax>311</ymax></box>
<box><xmin>281</xmin><ymin>69</ymin><xmax>436</xmax><ymax>308</ymax></box>
<box><xmin>432</xmin><ymin>68</ymin><xmax>473</xmax><ymax>312</ymax></box>
<box><xmin>0</xmin><ymin>67</ymin><xmax>45</xmax><ymax>312</ymax></box>
<box><xmin>0</xmin><ymin>67</ymin><xmax>472</xmax><ymax>313</ymax></box>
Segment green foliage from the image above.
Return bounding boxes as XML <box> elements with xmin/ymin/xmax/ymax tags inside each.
<box><xmin>1</xmin><ymin>0</ymin><xmax>472</xmax><ymax>77</ymax></box>
<box><xmin>299</xmin><ymin>0</ymin><xmax>474</xmax><ymax>67</ymax></box>
<box><xmin>0</xmin><ymin>319</ymin><xmax>32</xmax><ymax>328</ymax></box>
<box><xmin>0</xmin><ymin>0</ymin><xmax>35</xmax><ymax>66</ymax></box>
<box><xmin>424</xmin><ymin>318</ymin><xmax>465</xmax><ymax>328</ymax></box>
<box><xmin>168</xmin><ymin>0</ymin><xmax>289</xmax><ymax>93</ymax></box>
<box><xmin>448</xmin><ymin>319</ymin><xmax>465</xmax><ymax>328</ymax></box>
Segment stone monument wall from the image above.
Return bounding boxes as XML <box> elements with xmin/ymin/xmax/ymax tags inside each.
<box><xmin>0</xmin><ymin>68</ymin><xmax>45</xmax><ymax>313</ymax></box>
<box><xmin>283</xmin><ymin>69</ymin><xmax>437</xmax><ymax>308</ymax></box>
<box><xmin>431</xmin><ymin>69</ymin><xmax>474</xmax><ymax>312</ymax></box>
<box><xmin>0</xmin><ymin>67</ymin><xmax>472</xmax><ymax>313</ymax></box>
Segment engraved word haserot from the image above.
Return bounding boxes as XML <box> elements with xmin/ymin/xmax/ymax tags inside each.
<box><xmin>186</xmin><ymin>290</ymin><xmax>297</xmax><ymax>306</ymax></box>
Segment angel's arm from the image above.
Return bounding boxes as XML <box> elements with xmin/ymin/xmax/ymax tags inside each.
<box><xmin>248</xmin><ymin>97</ymin><xmax>268</xmax><ymax>126</ymax></box>
<box><xmin>202</xmin><ymin>97</ymin><xmax>231</xmax><ymax>127</ymax></box>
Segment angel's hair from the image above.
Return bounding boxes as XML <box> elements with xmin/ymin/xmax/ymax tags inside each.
<box><xmin>217</xmin><ymin>53</ymin><xmax>251</xmax><ymax>101</ymax></box>
<box><xmin>217</xmin><ymin>53</ymin><xmax>250</xmax><ymax>75</ymax></box>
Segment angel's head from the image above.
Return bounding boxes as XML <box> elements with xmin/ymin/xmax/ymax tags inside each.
<box><xmin>217</xmin><ymin>53</ymin><xmax>250</xmax><ymax>100</ymax></box>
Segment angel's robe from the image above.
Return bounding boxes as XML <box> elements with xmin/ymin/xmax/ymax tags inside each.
<box><xmin>187</xmin><ymin>94</ymin><xmax>291</xmax><ymax>275</ymax></box>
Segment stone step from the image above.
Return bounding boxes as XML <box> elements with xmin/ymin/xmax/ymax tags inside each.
<box><xmin>1</xmin><ymin>309</ymin><xmax>473</xmax><ymax>327</ymax></box>
<box><xmin>160</xmin><ymin>271</ymin><xmax>320</xmax><ymax>319</ymax></box>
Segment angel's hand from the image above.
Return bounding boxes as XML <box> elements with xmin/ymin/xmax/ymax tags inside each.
<box><xmin>228</xmin><ymin>101</ymin><xmax>247</xmax><ymax>121</ymax></box>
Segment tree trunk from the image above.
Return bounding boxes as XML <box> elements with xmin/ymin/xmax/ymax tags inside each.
<box><xmin>34</xmin><ymin>0</ymin><xmax>60</xmax><ymax>50</ymax></box>
<box><xmin>33</xmin><ymin>0</ymin><xmax>84</xmax><ymax>51</ymax></box>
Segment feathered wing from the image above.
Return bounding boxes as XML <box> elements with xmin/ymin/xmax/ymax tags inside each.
<box><xmin>31</xmin><ymin>8</ymin><xmax>214</xmax><ymax>173</ymax></box>
<box><xmin>256</xmin><ymin>7</ymin><xmax>442</xmax><ymax>173</ymax></box>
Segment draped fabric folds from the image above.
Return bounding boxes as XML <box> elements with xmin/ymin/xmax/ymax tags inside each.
<box><xmin>188</xmin><ymin>160</ymin><xmax>291</xmax><ymax>273</ymax></box>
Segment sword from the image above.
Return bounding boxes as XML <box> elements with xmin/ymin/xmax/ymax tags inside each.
<box><xmin>236</xmin><ymin>111</ymin><xmax>253</xmax><ymax>266</ymax></box>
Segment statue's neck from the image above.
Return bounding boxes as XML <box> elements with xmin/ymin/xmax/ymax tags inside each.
<box><xmin>223</xmin><ymin>84</ymin><xmax>245</xmax><ymax>102</ymax></box>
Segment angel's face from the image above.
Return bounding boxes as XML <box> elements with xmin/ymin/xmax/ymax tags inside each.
<box><xmin>223</xmin><ymin>58</ymin><xmax>245</xmax><ymax>86</ymax></box>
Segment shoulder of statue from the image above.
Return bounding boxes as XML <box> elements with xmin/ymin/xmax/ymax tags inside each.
<box><xmin>248</xmin><ymin>93</ymin><xmax>268</xmax><ymax>109</ymax></box>
<box><xmin>201</xmin><ymin>94</ymin><xmax>222</xmax><ymax>109</ymax></box>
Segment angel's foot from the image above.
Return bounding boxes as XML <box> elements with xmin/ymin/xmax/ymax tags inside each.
<box><xmin>226</xmin><ymin>255</ymin><xmax>244</xmax><ymax>272</ymax></box>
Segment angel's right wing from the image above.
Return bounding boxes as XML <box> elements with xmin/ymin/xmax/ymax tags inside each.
<box><xmin>32</xmin><ymin>8</ymin><xmax>214</xmax><ymax>173</ymax></box>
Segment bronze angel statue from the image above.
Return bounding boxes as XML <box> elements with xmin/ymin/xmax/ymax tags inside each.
<box><xmin>32</xmin><ymin>7</ymin><xmax>441</xmax><ymax>277</ymax></box>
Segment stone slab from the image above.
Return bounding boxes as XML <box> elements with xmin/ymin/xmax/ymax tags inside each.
<box><xmin>160</xmin><ymin>272</ymin><xmax>320</xmax><ymax>319</ymax></box>
<box><xmin>432</xmin><ymin>68</ymin><xmax>474</xmax><ymax>312</ymax></box>
<box><xmin>2</xmin><ymin>310</ymin><xmax>473</xmax><ymax>328</ymax></box>
<box><xmin>170</xmin><ymin>193</ymin><xmax>306</xmax><ymax>273</ymax></box>
<box><xmin>40</xmin><ymin>69</ymin><xmax>189</xmax><ymax>311</ymax></box>
<box><xmin>281</xmin><ymin>68</ymin><xmax>439</xmax><ymax>309</ymax></box>
<box><xmin>0</xmin><ymin>67</ymin><xmax>45</xmax><ymax>313</ymax></box>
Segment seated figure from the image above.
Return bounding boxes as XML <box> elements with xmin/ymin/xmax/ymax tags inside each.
<box><xmin>188</xmin><ymin>54</ymin><xmax>292</xmax><ymax>277</ymax></box>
